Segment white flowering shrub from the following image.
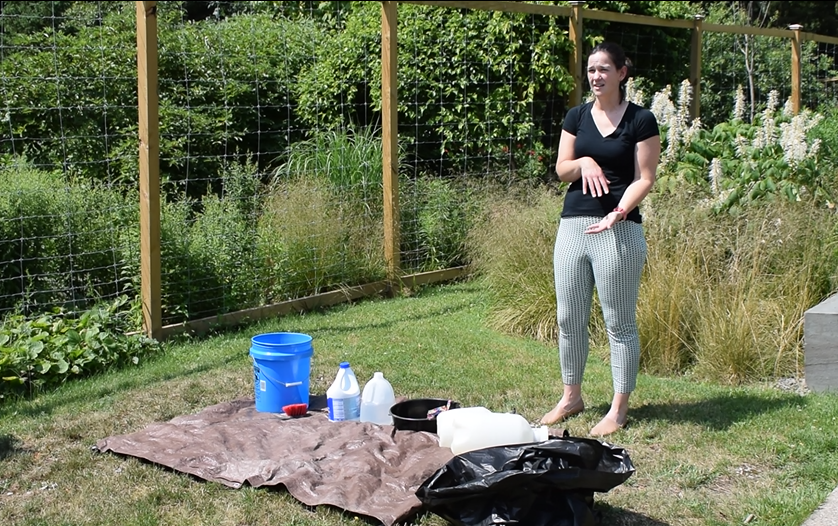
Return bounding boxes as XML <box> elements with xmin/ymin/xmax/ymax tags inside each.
<box><xmin>650</xmin><ymin>82</ymin><xmax>829</xmax><ymax>212</ymax></box>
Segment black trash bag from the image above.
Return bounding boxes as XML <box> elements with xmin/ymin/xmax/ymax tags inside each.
<box><xmin>415</xmin><ymin>437</ymin><xmax>635</xmax><ymax>526</ymax></box>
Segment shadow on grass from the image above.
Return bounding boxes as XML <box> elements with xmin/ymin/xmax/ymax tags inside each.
<box><xmin>626</xmin><ymin>392</ymin><xmax>802</xmax><ymax>431</ymax></box>
<box><xmin>0</xmin><ymin>434</ymin><xmax>31</xmax><ymax>461</ymax></box>
<box><xmin>595</xmin><ymin>502</ymin><xmax>672</xmax><ymax>525</ymax></box>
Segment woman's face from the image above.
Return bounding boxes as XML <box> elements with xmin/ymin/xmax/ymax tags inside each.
<box><xmin>587</xmin><ymin>51</ymin><xmax>625</xmax><ymax>100</ymax></box>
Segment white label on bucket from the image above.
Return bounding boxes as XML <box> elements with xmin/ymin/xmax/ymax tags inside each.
<box><xmin>260</xmin><ymin>380</ymin><xmax>266</xmax><ymax>392</ymax></box>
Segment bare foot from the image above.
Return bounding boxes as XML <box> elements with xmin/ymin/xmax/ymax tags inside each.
<box><xmin>589</xmin><ymin>414</ymin><xmax>628</xmax><ymax>437</ymax></box>
<box><xmin>540</xmin><ymin>398</ymin><xmax>584</xmax><ymax>425</ymax></box>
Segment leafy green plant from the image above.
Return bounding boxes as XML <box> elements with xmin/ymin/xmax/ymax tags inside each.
<box><xmin>808</xmin><ymin>102</ymin><xmax>838</xmax><ymax>182</ymax></box>
<box><xmin>0</xmin><ymin>4</ymin><xmax>139</xmax><ymax>184</ymax></box>
<box><xmin>487</xmin><ymin>141</ymin><xmax>555</xmax><ymax>184</ymax></box>
<box><xmin>0</xmin><ymin>6</ymin><xmax>323</xmax><ymax>196</ymax></box>
<box><xmin>155</xmin><ymin>10</ymin><xmax>324</xmax><ymax>195</ymax></box>
<box><xmin>0</xmin><ymin>295</ymin><xmax>160</xmax><ymax>399</ymax></box>
<box><xmin>117</xmin><ymin>161</ymin><xmax>268</xmax><ymax>324</ymax></box>
<box><xmin>293</xmin><ymin>2</ymin><xmax>574</xmax><ymax>178</ymax></box>
<box><xmin>401</xmin><ymin>176</ymin><xmax>487</xmax><ymax>272</ymax></box>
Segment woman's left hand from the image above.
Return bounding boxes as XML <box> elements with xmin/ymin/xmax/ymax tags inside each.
<box><xmin>585</xmin><ymin>212</ymin><xmax>622</xmax><ymax>234</ymax></box>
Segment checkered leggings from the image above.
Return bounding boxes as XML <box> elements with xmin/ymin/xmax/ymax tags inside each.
<box><xmin>553</xmin><ymin>216</ymin><xmax>647</xmax><ymax>393</ymax></box>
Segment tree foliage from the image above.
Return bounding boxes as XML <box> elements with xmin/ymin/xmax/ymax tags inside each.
<box><xmin>695</xmin><ymin>1</ymin><xmax>838</xmax><ymax>128</ymax></box>
<box><xmin>1</xmin><ymin>0</ymin><xmax>835</xmax><ymax>187</ymax></box>
<box><xmin>692</xmin><ymin>1</ymin><xmax>838</xmax><ymax>36</ymax></box>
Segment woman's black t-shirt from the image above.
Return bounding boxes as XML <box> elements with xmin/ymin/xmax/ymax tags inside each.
<box><xmin>560</xmin><ymin>101</ymin><xmax>659</xmax><ymax>224</ymax></box>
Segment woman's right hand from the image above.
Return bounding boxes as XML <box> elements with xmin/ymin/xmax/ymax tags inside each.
<box><xmin>580</xmin><ymin>158</ymin><xmax>609</xmax><ymax>196</ymax></box>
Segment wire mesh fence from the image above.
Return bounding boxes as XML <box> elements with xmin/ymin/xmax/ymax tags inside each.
<box><xmin>701</xmin><ymin>31</ymin><xmax>795</xmax><ymax>126</ymax></box>
<box><xmin>1</xmin><ymin>1</ymin><xmax>836</xmax><ymax>335</ymax></box>
<box><xmin>396</xmin><ymin>4</ymin><xmax>569</xmax><ymax>271</ymax></box>
<box><xmin>807</xmin><ymin>40</ymin><xmax>838</xmax><ymax>112</ymax></box>
<box><xmin>0</xmin><ymin>2</ymin><xmax>138</xmax><ymax>316</ymax></box>
<box><xmin>582</xmin><ymin>18</ymin><xmax>692</xmax><ymax>108</ymax></box>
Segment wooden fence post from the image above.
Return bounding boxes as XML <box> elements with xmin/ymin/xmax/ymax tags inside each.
<box><xmin>381</xmin><ymin>1</ymin><xmax>401</xmax><ymax>287</ymax></box>
<box><xmin>790</xmin><ymin>24</ymin><xmax>802</xmax><ymax>115</ymax></box>
<box><xmin>690</xmin><ymin>14</ymin><xmax>704</xmax><ymax>121</ymax></box>
<box><xmin>136</xmin><ymin>1</ymin><xmax>162</xmax><ymax>340</ymax></box>
<box><xmin>569</xmin><ymin>1</ymin><xmax>585</xmax><ymax>108</ymax></box>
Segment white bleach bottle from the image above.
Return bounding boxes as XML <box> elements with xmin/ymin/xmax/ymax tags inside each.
<box><xmin>360</xmin><ymin>372</ymin><xmax>396</xmax><ymax>425</ymax></box>
<box><xmin>327</xmin><ymin>362</ymin><xmax>361</xmax><ymax>422</ymax></box>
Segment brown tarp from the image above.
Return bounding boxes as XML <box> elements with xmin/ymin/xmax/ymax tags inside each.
<box><xmin>94</xmin><ymin>396</ymin><xmax>457</xmax><ymax>526</ymax></box>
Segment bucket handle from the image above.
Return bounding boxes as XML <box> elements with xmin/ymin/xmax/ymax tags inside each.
<box><xmin>254</xmin><ymin>364</ymin><xmax>303</xmax><ymax>388</ymax></box>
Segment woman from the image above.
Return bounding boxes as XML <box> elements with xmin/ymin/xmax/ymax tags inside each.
<box><xmin>540</xmin><ymin>42</ymin><xmax>661</xmax><ymax>437</ymax></box>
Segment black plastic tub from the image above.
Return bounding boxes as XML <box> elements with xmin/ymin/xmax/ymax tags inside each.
<box><xmin>389</xmin><ymin>398</ymin><xmax>461</xmax><ymax>433</ymax></box>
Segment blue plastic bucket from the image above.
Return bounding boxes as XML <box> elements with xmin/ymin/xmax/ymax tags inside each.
<box><xmin>249</xmin><ymin>332</ymin><xmax>314</xmax><ymax>413</ymax></box>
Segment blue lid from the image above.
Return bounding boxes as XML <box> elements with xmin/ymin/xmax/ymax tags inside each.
<box><xmin>340</xmin><ymin>361</ymin><xmax>350</xmax><ymax>368</ymax></box>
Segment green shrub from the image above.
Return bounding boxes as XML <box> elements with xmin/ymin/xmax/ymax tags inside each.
<box><xmin>187</xmin><ymin>161</ymin><xmax>263</xmax><ymax>315</ymax></box>
<box><xmin>0</xmin><ymin>4</ymin><xmax>139</xmax><ymax>185</ymax></box>
<box><xmin>117</xmin><ymin>161</ymin><xmax>266</xmax><ymax>323</ymax></box>
<box><xmin>293</xmin><ymin>2</ymin><xmax>574</xmax><ymax>177</ymax></box>
<box><xmin>0</xmin><ymin>295</ymin><xmax>160</xmax><ymax>399</ymax></box>
<box><xmin>0</xmin><ymin>6</ymin><xmax>323</xmax><ymax>196</ymax></box>
<box><xmin>401</xmin><ymin>176</ymin><xmax>486</xmax><ymax>272</ymax></box>
<box><xmin>653</xmin><ymin>81</ymin><xmax>832</xmax><ymax>211</ymax></box>
<box><xmin>0</xmin><ymin>159</ymin><xmax>134</xmax><ymax>314</ymax></box>
<box><xmin>155</xmin><ymin>11</ymin><xmax>324</xmax><ymax>194</ymax></box>
<box><xmin>809</xmin><ymin>102</ymin><xmax>838</xmax><ymax>178</ymax></box>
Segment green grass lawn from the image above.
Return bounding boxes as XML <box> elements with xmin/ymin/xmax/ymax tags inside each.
<box><xmin>1</xmin><ymin>280</ymin><xmax>837</xmax><ymax>526</ymax></box>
